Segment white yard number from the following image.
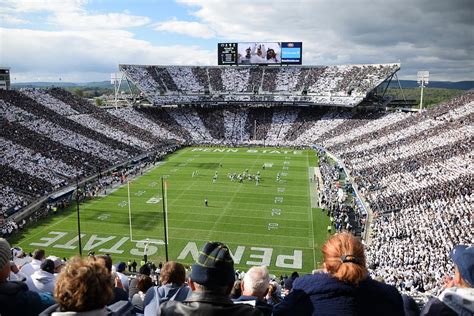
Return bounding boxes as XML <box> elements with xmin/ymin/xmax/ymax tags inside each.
<box><xmin>149</xmin><ymin>182</ymin><xmax>158</xmax><ymax>187</ymax></box>
<box><xmin>268</xmin><ymin>223</ymin><xmax>279</xmax><ymax>230</ymax></box>
<box><xmin>277</xmin><ymin>188</ymin><xmax>285</xmax><ymax>193</ymax></box>
<box><xmin>134</xmin><ymin>190</ymin><xmax>145</xmax><ymax>196</ymax></box>
<box><xmin>283</xmin><ymin>161</ymin><xmax>290</xmax><ymax>165</ymax></box>
<box><xmin>272</xmin><ymin>209</ymin><xmax>281</xmax><ymax>216</ymax></box>
<box><xmin>282</xmin><ymin>166</ymin><xmax>289</xmax><ymax>170</ymax></box>
<box><xmin>118</xmin><ymin>201</ymin><xmax>127</xmax><ymax>207</ymax></box>
<box><xmin>281</xmin><ymin>172</ymin><xmax>288</xmax><ymax>177</ymax></box>
<box><xmin>274</xmin><ymin>197</ymin><xmax>283</xmax><ymax>203</ymax></box>
<box><xmin>146</xmin><ymin>196</ymin><xmax>162</xmax><ymax>204</ymax></box>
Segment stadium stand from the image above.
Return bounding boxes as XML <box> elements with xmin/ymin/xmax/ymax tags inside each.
<box><xmin>0</xmin><ymin>71</ymin><xmax>473</xmax><ymax>314</ymax></box>
<box><xmin>119</xmin><ymin>64</ymin><xmax>400</xmax><ymax>107</ymax></box>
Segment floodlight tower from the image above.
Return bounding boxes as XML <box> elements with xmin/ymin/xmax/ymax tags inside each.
<box><xmin>417</xmin><ymin>71</ymin><xmax>429</xmax><ymax>111</ymax></box>
<box><xmin>111</xmin><ymin>72</ymin><xmax>124</xmax><ymax>109</ymax></box>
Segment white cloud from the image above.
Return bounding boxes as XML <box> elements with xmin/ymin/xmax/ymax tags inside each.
<box><xmin>0</xmin><ymin>27</ymin><xmax>214</xmax><ymax>82</ymax></box>
<box><xmin>51</xmin><ymin>12</ymin><xmax>151</xmax><ymax>29</ymax></box>
<box><xmin>154</xmin><ymin>19</ymin><xmax>216</xmax><ymax>39</ymax></box>
<box><xmin>169</xmin><ymin>0</ymin><xmax>474</xmax><ymax>81</ymax></box>
<box><xmin>1</xmin><ymin>0</ymin><xmax>151</xmax><ymax>30</ymax></box>
<box><xmin>0</xmin><ymin>0</ymin><xmax>85</xmax><ymax>14</ymax></box>
<box><xmin>0</xmin><ymin>15</ymin><xmax>29</xmax><ymax>25</ymax></box>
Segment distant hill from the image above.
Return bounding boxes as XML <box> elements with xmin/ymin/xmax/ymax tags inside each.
<box><xmin>12</xmin><ymin>81</ymin><xmax>114</xmax><ymax>89</ymax></box>
<box><xmin>392</xmin><ymin>80</ymin><xmax>473</xmax><ymax>90</ymax></box>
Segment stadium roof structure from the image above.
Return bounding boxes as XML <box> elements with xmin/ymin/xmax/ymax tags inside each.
<box><xmin>119</xmin><ymin>63</ymin><xmax>400</xmax><ymax>108</ymax></box>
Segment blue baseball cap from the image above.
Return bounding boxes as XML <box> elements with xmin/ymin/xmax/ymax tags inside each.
<box><xmin>450</xmin><ymin>245</ymin><xmax>474</xmax><ymax>287</ymax></box>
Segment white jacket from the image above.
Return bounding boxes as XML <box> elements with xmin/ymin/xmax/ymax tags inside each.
<box><xmin>29</xmin><ymin>269</ymin><xmax>56</xmax><ymax>294</ymax></box>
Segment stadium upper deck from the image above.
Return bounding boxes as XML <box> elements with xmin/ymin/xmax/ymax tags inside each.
<box><xmin>119</xmin><ymin>63</ymin><xmax>400</xmax><ymax>107</ymax></box>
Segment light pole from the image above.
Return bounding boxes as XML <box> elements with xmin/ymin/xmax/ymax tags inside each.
<box><xmin>75</xmin><ymin>177</ymin><xmax>83</xmax><ymax>256</ymax></box>
<box><xmin>417</xmin><ymin>71</ymin><xmax>429</xmax><ymax>111</ymax></box>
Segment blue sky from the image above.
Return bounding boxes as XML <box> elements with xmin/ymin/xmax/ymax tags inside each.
<box><xmin>0</xmin><ymin>0</ymin><xmax>472</xmax><ymax>82</ymax></box>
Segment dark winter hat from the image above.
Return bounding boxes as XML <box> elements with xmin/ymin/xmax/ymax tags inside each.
<box><xmin>191</xmin><ymin>242</ymin><xmax>235</xmax><ymax>287</ymax></box>
<box><xmin>451</xmin><ymin>245</ymin><xmax>474</xmax><ymax>287</ymax></box>
<box><xmin>0</xmin><ymin>238</ymin><xmax>11</xmax><ymax>271</ymax></box>
<box><xmin>116</xmin><ymin>262</ymin><xmax>127</xmax><ymax>272</ymax></box>
<box><xmin>139</xmin><ymin>264</ymin><xmax>151</xmax><ymax>276</ymax></box>
<box><xmin>284</xmin><ymin>277</ymin><xmax>294</xmax><ymax>290</ymax></box>
<box><xmin>41</xmin><ymin>259</ymin><xmax>55</xmax><ymax>274</ymax></box>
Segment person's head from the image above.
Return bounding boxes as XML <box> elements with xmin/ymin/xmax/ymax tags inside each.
<box><xmin>266</xmin><ymin>49</ymin><xmax>276</xmax><ymax>59</ymax></box>
<box><xmin>322</xmin><ymin>232</ymin><xmax>368</xmax><ymax>285</ymax></box>
<box><xmin>137</xmin><ymin>275</ymin><xmax>153</xmax><ymax>293</ymax></box>
<box><xmin>139</xmin><ymin>264</ymin><xmax>151</xmax><ymax>276</ymax></box>
<box><xmin>160</xmin><ymin>261</ymin><xmax>186</xmax><ymax>286</ymax></box>
<box><xmin>451</xmin><ymin>245</ymin><xmax>474</xmax><ymax>288</ymax></box>
<box><xmin>0</xmin><ymin>238</ymin><xmax>12</xmax><ymax>282</ymax></box>
<box><xmin>55</xmin><ymin>256</ymin><xmax>114</xmax><ymax>312</ymax></box>
<box><xmin>33</xmin><ymin>249</ymin><xmax>45</xmax><ymax>261</ymax></box>
<box><xmin>241</xmin><ymin>266</ymin><xmax>270</xmax><ymax>298</ymax></box>
<box><xmin>40</xmin><ymin>259</ymin><xmax>55</xmax><ymax>274</ymax></box>
<box><xmin>95</xmin><ymin>254</ymin><xmax>112</xmax><ymax>273</ymax></box>
<box><xmin>189</xmin><ymin>242</ymin><xmax>235</xmax><ymax>295</ymax></box>
<box><xmin>47</xmin><ymin>256</ymin><xmax>65</xmax><ymax>273</ymax></box>
<box><xmin>116</xmin><ymin>262</ymin><xmax>127</xmax><ymax>273</ymax></box>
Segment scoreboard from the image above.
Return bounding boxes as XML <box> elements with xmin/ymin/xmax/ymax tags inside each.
<box><xmin>217</xmin><ymin>43</ymin><xmax>238</xmax><ymax>65</ymax></box>
<box><xmin>218</xmin><ymin>42</ymin><xmax>302</xmax><ymax>65</ymax></box>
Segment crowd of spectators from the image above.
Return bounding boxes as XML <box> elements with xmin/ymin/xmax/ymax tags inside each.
<box><xmin>119</xmin><ymin>64</ymin><xmax>399</xmax><ymax>106</ymax></box>
<box><xmin>1</xmin><ymin>82</ymin><xmax>473</xmax><ymax>305</ymax></box>
<box><xmin>2</xmin><ymin>235</ymin><xmax>472</xmax><ymax>315</ymax></box>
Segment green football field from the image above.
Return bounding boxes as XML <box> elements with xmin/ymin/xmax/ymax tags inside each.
<box><xmin>9</xmin><ymin>147</ymin><xmax>331</xmax><ymax>276</ymax></box>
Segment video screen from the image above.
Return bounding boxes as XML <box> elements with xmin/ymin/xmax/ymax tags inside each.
<box><xmin>281</xmin><ymin>42</ymin><xmax>302</xmax><ymax>64</ymax></box>
<box><xmin>237</xmin><ymin>42</ymin><xmax>281</xmax><ymax>65</ymax></box>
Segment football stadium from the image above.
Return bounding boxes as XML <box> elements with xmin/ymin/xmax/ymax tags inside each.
<box><xmin>1</xmin><ymin>1</ymin><xmax>473</xmax><ymax>315</ymax></box>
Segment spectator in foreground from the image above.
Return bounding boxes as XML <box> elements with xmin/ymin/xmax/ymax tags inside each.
<box><xmin>129</xmin><ymin>264</ymin><xmax>151</xmax><ymax>300</ymax></box>
<box><xmin>131</xmin><ymin>274</ymin><xmax>153</xmax><ymax>314</ymax></box>
<box><xmin>274</xmin><ymin>232</ymin><xmax>404</xmax><ymax>316</ymax></box>
<box><xmin>265</xmin><ymin>281</ymin><xmax>282</xmax><ymax>306</ymax></box>
<box><xmin>143</xmin><ymin>261</ymin><xmax>191</xmax><ymax>314</ymax></box>
<box><xmin>0</xmin><ymin>238</ymin><xmax>54</xmax><ymax>316</ymax></box>
<box><xmin>421</xmin><ymin>245</ymin><xmax>474</xmax><ymax>316</ymax></box>
<box><xmin>20</xmin><ymin>248</ymin><xmax>45</xmax><ymax>276</ymax></box>
<box><xmin>116</xmin><ymin>262</ymin><xmax>130</xmax><ymax>294</ymax></box>
<box><xmin>28</xmin><ymin>259</ymin><xmax>56</xmax><ymax>294</ymax></box>
<box><xmin>95</xmin><ymin>254</ymin><xmax>129</xmax><ymax>305</ymax></box>
<box><xmin>40</xmin><ymin>256</ymin><xmax>123</xmax><ymax>315</ymax></box>
<box><xmin>159</xmin><ymin>241</ymin><xmax>262</xmax><ymax>315</ymax></box>
<box><xmin>234</xmin><ymin>266</ymin><xmax>273</xmax><ymax>316</ymax></box>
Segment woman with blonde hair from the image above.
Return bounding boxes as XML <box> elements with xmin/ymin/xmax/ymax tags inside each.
<box><xmin>40</xmin><ymin>256</ymin><xmax>114</xmax><ymax>315</ymax></box>
<box><xmin>274</xmin><ymin>232</ymin><xmax>404</xmax><ymax>315</ymax></box>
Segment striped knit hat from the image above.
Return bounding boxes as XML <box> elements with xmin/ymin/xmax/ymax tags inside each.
<box><xmin>0</xmin><ymin>238</ymin><xmax>11</xmax><ymax>271</ymax></box>
<box><xmin>191</xmin><ymin>242</ymin><xmax>235</xmax><ymax>286</ymax></box>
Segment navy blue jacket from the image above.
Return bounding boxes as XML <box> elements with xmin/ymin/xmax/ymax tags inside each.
<box><xmin>233</xmin><ymin>295</ymin><xmax>273</xmax><ymax>316</ymax></box>
<box><xmin>0</xmin><ymin>281</ymin><xmax>54</xmax><ymax>316</ymax></box>
<box><xmin>273</xmin><ymin>273</ymin><xmax>404</xmax><ymax>316</ymax></box>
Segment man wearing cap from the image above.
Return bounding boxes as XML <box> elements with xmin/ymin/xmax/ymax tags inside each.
<box><xmin>0</xmin><ymin>238</ymin><xmax>55</xmax><ymax>316</ymax></box>
<box><xmin>160</xmin><ymin>241</ymin><xmax>262</xmax><ymax>316</ymax></box>
<box><xmin>116</xmin><ymin>261</ymin><xmax>130</xmax><ymax>294</ymax></box>
<box><xmin>421</xmin><ymin>244</ymin><xmax>474</xmax><ymax>316</ymax></box>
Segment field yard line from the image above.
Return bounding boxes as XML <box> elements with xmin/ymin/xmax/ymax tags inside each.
<box><xmin>170</xmin><ymin>221</ymin><xmax>312</xmax><ymax>240</ymax></box>
<box><xmin>15</xmin><ymin>202</ymin><xmax>96</xmax><ymax>247</ymax></box>
<box><xmin>307</xmin><ymin>150</ymin><xmax>317</xmax><ymax>269</ymax></box>
<box><xmin>207</xmin><ymin>153</ymin><xmax>262</xmax><ymax>239</ymax></box>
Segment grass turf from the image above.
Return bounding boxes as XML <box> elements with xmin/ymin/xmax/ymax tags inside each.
<box><xmin>8</xmin><ymin>146</ymin><xmax>331</xmax><ymax>276</ymax></box>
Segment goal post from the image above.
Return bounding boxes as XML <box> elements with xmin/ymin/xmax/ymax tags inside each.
<box><xmin>127</xmin><ymin>180</ymin><xmax>167</xmax><ymax>248</ymax></box>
